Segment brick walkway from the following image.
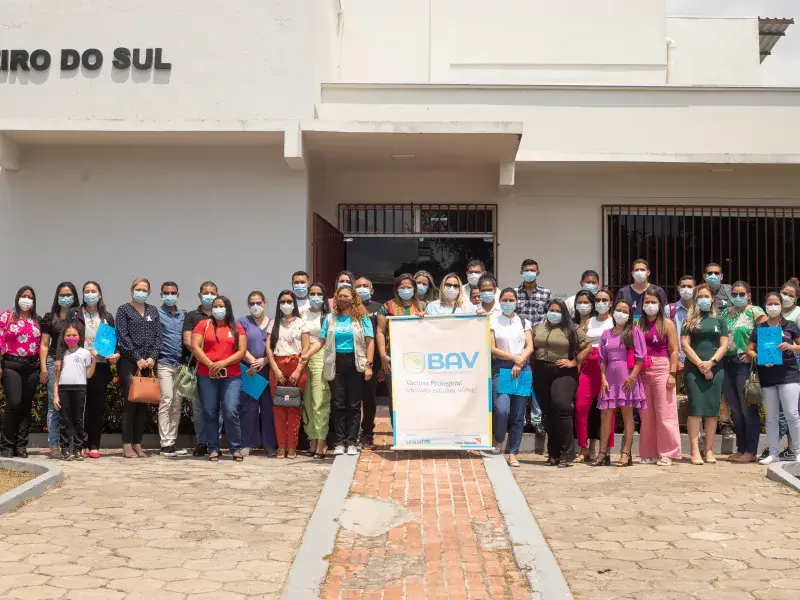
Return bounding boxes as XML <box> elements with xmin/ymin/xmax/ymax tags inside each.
<box><xmin>513</xmin><ymin>454</ymin><xmax>800</xmax><ymax>600</ymax></box>
<box><xmin>320</xmin><ymin>418</ymin><xmax>529</xmax><ymax>600</ymax></box>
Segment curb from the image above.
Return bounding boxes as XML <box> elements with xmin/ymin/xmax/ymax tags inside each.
<box><xmin>0</xmin><ymin>458</ymin><xmax>63</xmax><ymax>515</ymax></box>
<box><xmin>282</xmin><ymin>454</ymin><xmax>358</xmax><ymax>600</ymax></box>
<box><xmin>482</xmin><ymin>453</ymin><xmax>574</xmax><ymax>600</ymax></box>
<box><xmin>766</xmin><ymin>461</ymin><xmax>800</xmax><ymax>492</ymax></box>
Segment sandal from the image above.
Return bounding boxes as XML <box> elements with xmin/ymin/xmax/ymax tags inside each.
<box><xmin>314</xmin><ymin>446</ymin><xmax>328</xmax><ymax>459</ymax></box>
<box><xmin>508</xmin><ymin>455</ymin><xmax>520</xmax><ymax>468</ymax></box>
<box><xmin>704</xmin><ymin>451</ymin><xmax>717</xmax><ymax>464</ymax></box>
<box><xmin>592</xmin><ymin>448</ymin><xmax>611</xmax><ymax>467</ymax></box>
<box><xmin>690</xmin><ymin>454</ymin><xmax>704</xmax><ymax>465</ymax></box>
<box><xmin>208</xmin><ymin>452</ymin><xmax>220</xmax><ymax>462</ymax></box>
<box><xmin>287</xmin><ymin>449</ymin><xmax>297</xmax><ymax>459</ymax></box>
<box><xmin>616</xmin><ymin>451</ymin><xmax>633</xmax><ymax>467</ymax></box>
<box><xmin>233</xmin><ymin>451</ymin><xmax>243</xmax><ymax>462</ymax></box>
<box><xmin>573</xmin><ymin>448</ymin><xmax>590</xmax><ymax>463</ymax></box>
<box><xmin>276</xmin><ymin>448</ymin><xmax>286</xmax><ymax>460</ymax></box>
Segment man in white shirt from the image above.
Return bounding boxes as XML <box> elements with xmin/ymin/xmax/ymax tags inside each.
<box><xmin>291</xmin><ymin>271</ymin><xmax>311</xmax><ymax>313</ymax></box>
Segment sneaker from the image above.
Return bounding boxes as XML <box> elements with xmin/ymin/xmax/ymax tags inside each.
<box><xmin>656</xmin><ymin>457</ymin><xmax>673</xmax><ymax>467</ymax></box>
<box><xmin>779</xmin><ymin>448</ymin><xmax>796</xmax><ymax>461</ymax></box>
<box><xmin>760</xmin><ymin>447</ymin><xmax>771</xmax><ymax>460</ymax></box>
<box><xmin>719</xmin><ymin>423</ymin><xmax>735</xmax><ymax>439</ymax></box>
<box><xmin>173</xmin><ymin>448</ymin><xmax>188</xmax><ymax>456</ymax></box>
<box><xmin>61</xmin><ymin>450</ymin><xmax>74</xmax><ymax>461</ymax></box>
<box><xmin>642</xmin><ymin>458</ymin><xmax>658</xmax><ymax>465</ymax></box>
<box><xmin>346</xmin><ymin>446</ymin><xmax>359</xmax><ymax>456</ymax></box>
<box><xmin>334</xmin><ymin>445</ymin><xmax>346</xmax><ymax>456</ymax></box>
<box><xmin>759</xmin><ymin>455</ymin><xmax>778</xmax><ymax>465</ymax></box>
<box><xmin>192</xmin><ymin>443</ymin><xmax>208</xmax><ymax>457</ymax></box>
<box><xmin>160</xmin><ymin>446</ymin><xmax>177</xmax><ymax>457</ymax></box>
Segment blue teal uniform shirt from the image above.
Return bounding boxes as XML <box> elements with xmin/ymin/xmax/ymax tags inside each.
<box><xmin>319</xmin><ymin>315</ymin><xmax>374</xmax><ymax>354</ymax></box>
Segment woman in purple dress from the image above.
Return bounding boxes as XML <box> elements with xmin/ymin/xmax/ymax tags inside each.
<box><xmin>595</xmin><ymin>299</ymin><xmax>647</xmax><ymax>467</ymax></box>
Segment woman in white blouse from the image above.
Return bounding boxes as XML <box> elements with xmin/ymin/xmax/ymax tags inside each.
<box><xmin>574</xmin><ymin>288</ymin><xmax>615</xmax><ymax>462</ymax></box>
<box><xmin>489</xmin><ymin>287</ymin><xmax>533</xmax><ymax>467</ymax></box>
<box><xmin>301</xmin><ymin>282</ymin><xmax>331</xmax><ymax>459</ymax></box>
<box><xmin>425</xmin><ymin>273</ymin><xmax>475</xmax><ymax>315</ymax></box>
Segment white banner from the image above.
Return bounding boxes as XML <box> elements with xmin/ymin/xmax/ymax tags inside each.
<box><xmin>388</xmin><ymin>314</ymin><xmax>492</xmax><ymax>450</ymax></box>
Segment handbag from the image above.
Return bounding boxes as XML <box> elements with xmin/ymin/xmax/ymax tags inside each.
<box><xmin>626</xmin><ymin>348</ymin><xmax>652</xmax><ymax>370</ymax></box>
<box><xmin>273</xmin><ymin>385</ymin><xmax>302</xmax><ymax>408</ymax></box>
<box><xmin>175</xmin><ymin>320</ymin><xmax>211</xmax><ymax>399</ymax></box>
<box><xmin>128</xmin><ymin>367</ymin><xmax>161</xmax><ymax>404</ymax></box>
<box><xmin>744</xmin><ymin>362</ymin><xmax>763</xmax><ymax>406</ymax></box>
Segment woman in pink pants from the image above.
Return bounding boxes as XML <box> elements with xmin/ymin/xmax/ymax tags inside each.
<box><xmin>638</xmin><ymin>289</ymin><xmax>682</xmax><ymax>466</ymax></box>
<box><xmin>574</xmin><ymin>288</ymin><xmax>615</xmax><ymax>462</ymax></box>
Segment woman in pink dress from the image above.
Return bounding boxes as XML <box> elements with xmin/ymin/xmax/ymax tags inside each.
<box><xmin>596</xmin><ymin>299</ymin><xmax>647</xmax><ymax>467</ymax></box>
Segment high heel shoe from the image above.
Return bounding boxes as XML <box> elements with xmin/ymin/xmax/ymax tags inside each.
<box><xmin>592</xmin><ymin>448</ymin><xmax>611</xmax><ymax>466</ymax></box>
<box><xmin>617</xmin><ymin>451</ymin><xmax>633</xmax><ymax>467</ymax></box>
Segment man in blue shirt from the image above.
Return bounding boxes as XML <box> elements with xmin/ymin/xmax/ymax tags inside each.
<box><xmin>668</xmin><ymin>275</ymin><xmax>696</xmax><ymax>369</ymax></box>
<box><xmin>157</xmin><ymin>281</ymin><xmax>187</xmax><ymax>457</ymax></box>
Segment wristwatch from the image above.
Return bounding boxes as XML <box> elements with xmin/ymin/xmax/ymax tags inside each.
<box><xmin>710</xmin><ymin>357</ymin><xmax>718</xmax><ymax>365</ymax></box>
<box><xmin>366</xmin><ymin>361</ymin><xmax>374</xmax><ymax>368</ymax></box>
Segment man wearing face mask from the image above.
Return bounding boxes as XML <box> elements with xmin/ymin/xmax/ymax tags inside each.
<box><xmin>292</xmin><ymin>271</ymin><xmax>311</xmax><ymax>314</ymax></box>
<box><xmin>463</xmin><ymin>260</ymin><xmax>500</xmax><ymax>303</ymax></box>
<box><xmin>565</xmin><ymin>270</ymin><xmax>600</xmax><ymax>318</ymax></box>
<box><xmin>156</xmin><ymin>282</ymin><xmax>188</xmax><ymax>457</ymax></box>
<box><xmin>183</xmin><ymin>281</ymin><xmax>219</xmax><ymax>456</ymax></box>
<box><xmin>704</xmin><ymin>263</ymin><xmax>733</xmax><ymax>310</ymax></box>
<box><xmin>615</xmin><ymin>259</ymin><xmax>667</xmax><ymax>320</ymax></box>
<box><xmin>355</xmin><ymin>277</ymin><xmax>383</xmax><ymax>449</ymax></box>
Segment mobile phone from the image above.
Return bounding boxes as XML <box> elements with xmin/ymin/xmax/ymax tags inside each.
<box><xmin>211</xmin><ymin>368</ymin><xmax>228</xmax><ymax>379</ymax></box>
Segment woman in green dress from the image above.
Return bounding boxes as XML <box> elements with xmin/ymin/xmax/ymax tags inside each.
<box><xmin>680</xmin><ymin>283</ymin><xmax>729</xmax><ymax>465</ymax></box>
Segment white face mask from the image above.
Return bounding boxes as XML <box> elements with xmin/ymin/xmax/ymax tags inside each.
<box><xmin>443</xmin><ymin>287</ymin><xmax>459</xmax><ymax>301</ymax></box>
<box><xmin>576</xmin><ymin>303</ymin><xmax>592</xmax><ymax>316</ymax></box>
<box><xmin>765</xmin><ymin>305</ymin><xmax>782</xmax><ymax>318</ymax></box>
<box><xmin>782</xmin><ymin>294</ymin><xmax>796</xmax><ymax>308</ymax></box>
<box><xmin>680</xmin><ymin>287</ymin><xmax>694</xmax><ymax>301</ymax></box>
<box><xmin>17</xmin><ymin>298</ymin><xmax>34</xmax><ymax>311</ymax></box>
<box><xmin>595</xmin><ymin>301</ymin><xmax>610</xmax><ymax>315</ymax></box>
<box><xmin>632</xmin><ymin>270</ymin><xmax>648</xmax><ymax>284</ymax></box>
<box><xmin>613</xmin><ymin>311</ymin><xmax>630</xmax><ymax>325</ymax></box>
<box><xmin>249</xmin><ymin>304</ymin><xmax>264</xmax><ymax>318</ymax></box>
<box><xmin>643</xmin><ymin>303</ymin><xmax>660</xmax><ymax>317</ymax></box>
<box><xmin>280</xmin><ymin>302</ymin><xmax>294</xmax><ymax>315</ymax></box>
<box><xmin>466</xmin><ymin>273</ymin><xmax>481</xmax><ymax>287</ymax></box>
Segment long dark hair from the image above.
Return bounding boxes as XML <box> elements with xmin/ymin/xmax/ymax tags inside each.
<box><xmin>572</xmin><ymin>290</ymin><xmax>596</xmax><ymax>324</ymax></box>
<box><xmin>81</xmin><ymin>281</ymin><xmax>110</xmax><ymax>320</ymax></box>
<box><xmin>335</xmin><ymin>270</ymin><xmax>356</xmax><ymax>290</ymax></box>
<box><xmin>12</xmin><ymin>286</ymin><xmax>39</xmax><ymax>324</ymax></box>
<box><xmin>309</xmin><ymin>282</ymin><xmax>330</xmax><ymax>315</ymax></box>
<box><xmin>546</xmin><ymin>299</ymin><xmax>579</xmax><ymax>359</ymax></box>
<box><xmin>211</xmin><ymin>296</ymin><xmax>239</xmax><ymax>351</ymax></box>
<box><xmin>270</xmin><ymin>290</ymin><xmax>300</xmax><ymax>350</ymax></box>
<box><xmin>56</xmin><ymin>321</ymin><xmax>86</xmax><ymax>357</ymax></box>
<box><xmin>49</xmin><ymin>282</ymin><xmax>79</xmax><ymax>324</ymax></box>
<box><xmin>637</xmin><ymin>289</ymin><xmax>667</xmax><ymax>337</ymax></box>
<box><xmin>612</xmin><ymin>299</ymin><xmax>635</xmax><ymax>349</ymax></box>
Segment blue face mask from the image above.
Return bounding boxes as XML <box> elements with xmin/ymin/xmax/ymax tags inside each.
<box><xmin>546</xmin><ymin>311</ymin><xmax>563</xmax><ymax>324</ymax></box>
<box><xmin>309</xmin><ymin>296</ymin><xmax>324</xmax><ymax>309</ymax></box>
<box><xmin>162</xmin><ymin>294</ymin><xmax>178</xmax><ymax>307</ymax></box>
<box><xmin>293</xmin><ymin>285</ymin><xmax>308</xmax><ymax>298</ymax></box>
<box><xmin>417</xmin><ymin>285</ymin><xmax>429</xmax><ymax>297</ymax></box>
<box><xmin>705</xmin><ymin>274</ymin><xmax>721</xmax><ymax>288</ymax></box>
<box><xmin>521</xmin><ymin>271</ymin><xmax>537</xmax><ymax>283</ymax></box>
<box><xmin>132</xmin><ymin>291</ymin><xmax>149</xmax><ymax>303</ymax></box>
<box><xmin>500</xmin><ymin>301</ymin><xmax>517</xmax><ymax>314</ymax></box>
<box><xmin>398</xmin><ymin>288</ymin><xmax>415</xmax><ymax>301</ymax></box>
<box><xmin>480</xmin><ymin>291</ymin><xmax>495</xmax><ymax>304</ymax></box>
<box><xmin>58</xmin><ymin>295</ymin><xmax>74</xmax><ymax>308</ymax></box>
<box><xmin>356</xmin><ymin>288</ymin><xmax>371</xmax><ymax>302</ymax></box>
<box><xmin>583</xmin><ymin>283</ymin><xmax>598</xmax><ymax>294</ymax></box>
<box><xmin>83</xmin><ymin>293</ymin><xmax>100</xmax><ymax>307</ymax></box>
<box><xmin>731</xmin><ymin>296</ymin><xmax>748</xmax><ymax>308</ymax></box>
<box><xmin>200</xmin><ymin>294</ymin><xmax>216</xmax><ymax>308</ymax></box>
<box><xmin>211</xmin><ymin>307</ymin><xmax>227</xmax><ymax>320</ymax></box>
<box><xmin>697</xmin><ymin>298</ymin><xmax>713</xmax><ymax>312</ymax></box>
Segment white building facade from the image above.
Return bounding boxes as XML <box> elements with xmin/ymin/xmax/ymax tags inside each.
<box><xmin>1</xmin><ymin>0</ymin><xmax>798</xmax><ymax>309</ymax></box>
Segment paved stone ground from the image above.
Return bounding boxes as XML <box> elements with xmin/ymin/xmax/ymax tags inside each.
<box><xmin>514</xmin><ymin>454</ymin><xmax>800</xmax><ymax>600</ymax></box>
<box><xmin>320</xmin><ymin>419</ymin><xmax>530</xmax><ymax>600</ymax></box>
<box><xmin>0</xmin><ymin>450</ymin><xmax>330</xmax><ymax>600</ymax></box>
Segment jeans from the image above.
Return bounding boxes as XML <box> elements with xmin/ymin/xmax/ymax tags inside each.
<box><xmin>763</xmin><ymin>382</ymin><xmax>800</xmax><ymax>457</ymax></box>
<box><xmin>492</xmin><ymin>360</ymin><xmax>528</xmax><ymax>454</ymax></box>
<box><xmin>722</xmin><ymin>357</ymin><xmax>761</xmax><ymax>455</ymax></box>
<box><xmin>46</xmin><ymin>355</ymin><xmax>60</xmax><ymax>448</ymax></box>
<box><xmin>198</xmin><ymin>375</ymin><xmax>242</xmax><ymax>454</ymax></box>
<box><xmin>192</xmin><ymin>393</ymin><xmax>222</xmax><ymax>445</ymax></box>
<box><xmin>157</xmin><ymin>364</ymin><xmax>182</xmax><ymax>447</ymax></box>
<box><xmin>0</xmin><ymin>357</ymin><xmax>39</xmax><ymax>453</ymax></box>
<box><xmin>526</xmin><ymin>392</ymin><xmax>542</xmax><ymax>425</ymax></box>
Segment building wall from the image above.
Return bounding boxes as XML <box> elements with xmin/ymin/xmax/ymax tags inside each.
<box><xmin>666</xmin><ymin>18</ymin><xmax>761</xmax><ymax>86</ymax></box>
<box><xmin>0</xmin><ymin>0</ymin><xmax>334</xmax><ymax>121</ymax></box>
<box><xmin>0</xmin><ymin>146</ymin><xmax>308</xmax><ymax>313</ymax></box>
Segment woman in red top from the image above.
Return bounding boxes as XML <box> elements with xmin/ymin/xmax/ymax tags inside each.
<box><xmin>191</xmin><ymin>296</ymin><xmax>247</xmax><ymax>462</ymax></box>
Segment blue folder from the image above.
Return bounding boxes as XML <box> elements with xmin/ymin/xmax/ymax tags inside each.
<box><xmin>241</xmin><ymin>362</ymin><xmax>268</xmax><ymax>399</ymax></box>
<box><xmin>93</xmin><ymin>323</ymin><xmax>117</xmax><ymax>358</ymax></box>
<box><xmin>757</xmin><ymin>327</ymin><xmax>783</xmax><ymax>366</ymax></box>
<box><xmin>498</xmin><ymin>368</ymin><xmax>532</xmax><ymax>397</ymax></box>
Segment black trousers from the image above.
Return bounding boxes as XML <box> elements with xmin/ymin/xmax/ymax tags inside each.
<box><xmin>361</xmin><ymin>363</ymin><xmax>380</xmax><ymax>437</ymax></box>
<box><xmin>533</xmin><ymin>361</ymin><xmax>578</xmax><ymax>461</ymax></box>
<box><xmin>84</xmin><ymin>362</ymin><xmax>111</xmax><ymax>449</ymax></box>
<box><xmin>118</xmin><ymin>358</ymin><xmax>147</xmax><ymax>444</ymax></box>
<box><xmin>58</xmin><ymin>385</ymin><xmax>87</xmax><ymax>452</ymax></box>
<box><xmin>0</xmin><ymin>357</ymin><xmax>40</xmax><ymax>453</ymax></box>
<box><xmin>331</xmin><ymin>353</ymin><xmax>364</xmax><ymax>446</ymax></box>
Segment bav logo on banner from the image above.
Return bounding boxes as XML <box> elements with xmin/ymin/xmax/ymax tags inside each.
<box><xmin>388</xmin><ymin>314</ymin><xmax>492</xmax><ymax>450</ymax></box>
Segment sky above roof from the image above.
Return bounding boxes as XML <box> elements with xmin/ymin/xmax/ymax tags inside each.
<box><xmin>668</xmin><ymin>0</ymin><xmax>800</xmax><ymax>85</ymax></box>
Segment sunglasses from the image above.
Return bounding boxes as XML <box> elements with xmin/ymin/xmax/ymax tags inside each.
<box><xmin>248</xmin><ymin>301</ymin><xmax>265</xmax><ymax>307</ymax></box>
<box><xmin>731</xmin><ymin>292</ymin><xmax>748</xmax><ymax>298</ymax></box>
<box><xmin>443</xmin><ymin>284</ymin><xmax>459</xmax><ymax>290</ymax></box>
<box><xmin>706</xmin><ymin>272</ymin><xmax>721</xmax><ymax>276</ymax></box>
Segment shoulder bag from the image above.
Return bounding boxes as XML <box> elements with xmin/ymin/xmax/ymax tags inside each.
<box><xmin>744</xmin><ymin>361</ymin><xmax>763</xmax><ymax>405</ymax></box>
<box><xmin>273</xmin><ymin>385</ymin><xmax>303</xmax><ymax>408</ymax></box>
<box><xmin>175</xmin><ymin>320</ymin><xmax>210</xmax><ymax>400</ymax></box>
<box><xmin>129</xmin><ymin>367</ymin><xmax>161</xmax><ymax>404</ymax></box>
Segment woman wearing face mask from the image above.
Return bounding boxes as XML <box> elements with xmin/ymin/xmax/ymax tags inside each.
<box><xmin>781</xmin><ymin>280</ymin><xmax>800</xmax><ymax>326</ymax></box>
<box><xmin>0</xmin><ymin>287</ymin><xmax>42</xmax><ymax>459</ymax></box>
<box><xmin>303</xmin><ymin>286</ymin><xmax>374</xmax><ymax>455</ymax></box>
<box><xmin>328</xmin><ymin>270</ymin><xmax>356</xmax><ymax>309</ymax></box>
<box><xmin>116</xmin><ymin>278</ymin><xmax>162</xmax><ymax>459</ymax></box>
<box><xmin>573</xmin><ymin>289</ymin><xmax>614</xmax><ymax>462</ymax></box>
<box><xmin>747</xmin><ymin>292</ymin><xmax>800</xmax><ymax>465</ymax></box>
<box><xmin>266</xmin><ymin>291</ymin><xmax>309</xmax><ymax>459</ymax></box>
<box><xmin>414</xmin><ymin>270</ymin><xmax>438</xmax><ymax>309</ymax></box>
<box><xmin>596</xmin><ymin>300</ymin><xmax>647</xmax><ymax>467</ymax></box>
<box><xmin>301</xmin><ymin>283</ymin><xmax>331</xmax><ymax>458</ymax></box>
<box><xmin>719</xmin><ymin>281</ymin><xmax>766</xmax><ymax>463</ymax></box>
<box><xmin>476</xmin><ymin>275</ymin><xmax>501</xmax><ymax>317</ymax></box>
<box><xmin>681</xmin><ymin>283</ymin><xmax>729</xmax><ymax>465</ymax></box>
<box><xmin>236</xmin><ymin>291</ymin><xmax>277</xmax><ymax>457</ymax></box>
<box><xmin>191</xmin><ymin>296</ymin><xmax>246</xmax><ymax>462</ymax></box>
<box><xmin>637</xmin><ymin>290</ymin><xmax>681</xmax><ymax>466</ymax></box>
<box><xmin>533</xmin><ymin>299</ymin><xmax>590</xmax><ymax>467</ymax></box>
<box><xmin>426</xmin><ymin>274</ymin><xmax>474</xmax><ymax>315</ymax></box>
<box><xmin>77</xmin><ymin>282</ymin><xmax>119</xmax><ymax>459</ymax></box>
<box><xmin>39</xmin><ymin>282</ymin><xmax>81</xmax><ymax>458</ymax></box>
<box><xmin>490</xmin><ymin>288</ymin><xmax>533</xmax><ymax>467</ymax></box>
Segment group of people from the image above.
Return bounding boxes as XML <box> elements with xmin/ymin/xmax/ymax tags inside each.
<box><xmin>1</xmin><ymin>260</ymin><xmax>799</xmax><ymax>469</ymax></box>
